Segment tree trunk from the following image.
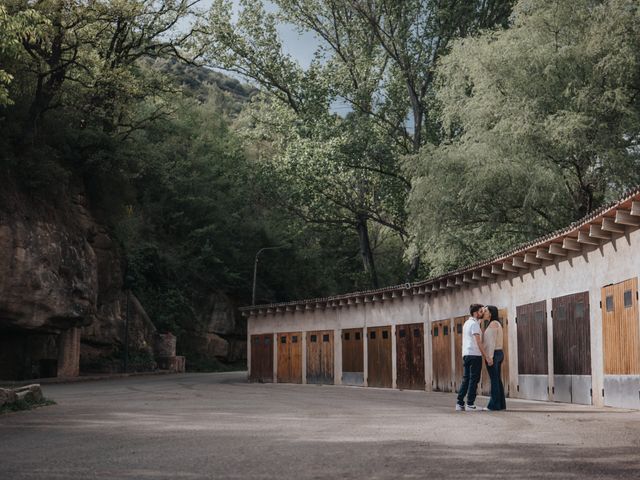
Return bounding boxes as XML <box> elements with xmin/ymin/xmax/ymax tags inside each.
<box><xmin>356</xmin><ymin>214</ymin><xmax>379</xmax><ymax>288</ymax></box>
<box><xmin>405</xmin><ymin>254</ymin><xmax>421</xmax><ymax>283</ymax></box>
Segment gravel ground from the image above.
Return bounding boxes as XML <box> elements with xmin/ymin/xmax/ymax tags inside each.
<box><xmin>1</xmin><ymin>372</ymin><xmax>639</xmax><ymax>479</ymax></box>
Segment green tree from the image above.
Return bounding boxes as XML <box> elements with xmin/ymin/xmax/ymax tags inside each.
<box><xmin>406</xmin><ymin>0</ymin><xmax>640</xmax><ymax>273</ymax></box>
<box><xmin>0</xmin><ymin>4</ymin><xmax>44</xmax><ymax>106</ymax></box>
<box><xmin>204</xmin><ymin>0</ymin><xmax>514</xmax><ymax>284</ymax></box>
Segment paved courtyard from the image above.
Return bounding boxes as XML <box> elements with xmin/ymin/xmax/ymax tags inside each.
<box><xmin>1</xmin><ymin>372</ymin><xmax>640</xmax><ymax>479</ymax></box>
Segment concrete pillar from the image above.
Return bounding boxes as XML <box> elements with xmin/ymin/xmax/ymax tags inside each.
<box><xmin>391</xmin><ymin>324</ymin><xmax>397</xmax><ymax>389</ymax></box>
<box><xmin>363</xmin><ymin>327</ymin><xmax>369</xmax><ymax>387</ymax></box>
<box><xmin>273</xmin><ymin>333</ymin><xmax>278</xmax><ymax>383</ymax></box>
<box><xmin>301</xmin><ymin>331</ymin><xmax>307</xmax><ymax>384</ymax></box>
<box><xmin>246</xmin><ymin>329</ymin><xmax>251</xmax><ymax>381</ymax></box>
<box><xmin>57</xmin><ymin>327</ymin><xmax>80</xmax><ymax>377</ymax></box>
<box><xmin>334</xmin><ymin>328</ymin><xmax>342</xmax><ymax>385</ymax></box>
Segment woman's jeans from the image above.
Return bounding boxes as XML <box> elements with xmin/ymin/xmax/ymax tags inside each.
<box><xmin>486</xmin><ymin>350</ymin><xmax>506</xmax><ymax>410</ymax></box>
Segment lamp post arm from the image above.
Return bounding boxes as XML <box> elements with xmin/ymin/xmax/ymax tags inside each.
<box><xmin>251</xmin><ymin>244</ymin><xmax>290</xmax><ymax>306</ymax></box>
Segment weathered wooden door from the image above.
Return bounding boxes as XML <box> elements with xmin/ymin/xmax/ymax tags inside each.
<box><xmin>250</xmin><ymin>333</ymin><xmax>273</xmax><ymax>382</ymax></box>
<box><xmin>453</xmin><ymin>316</ymin><xmax>466</xmax><ymax>391</ymax></box>
<box><xmin>277</xmin><ymin>332</ymin><xmax>302</xmax><ymax>384</ymax></box>
<box><xmin>307</xmin><ymin>331</ymin><xmax>334</xmax><ymax>384</ymax></box>
<box><xmin>367</xmin><ymin>326</ymin><xmax>392</xmax><ymax>388</ymax></box>
<box><xmin>552</xmin><ymin>292</ymin><xmax>592</xmax><ymax>404</ymax></box>
<box><xmin>602</xmin><ymin>278</ymin><xmax>640</xmax><ymax>375</ymax></box>
<box><xmin>396</xmin><ymin>323</ymin><xmax>425</xmax><ymax>390</ymax></box>
<box><xmin>516</xmin><ymin>301</ymin><xmax>548</xmax><ymax>400</ymax></box>
<box><xmin>602</xmin><ymin>278</ymin><xmax>640</xmax><ymax>408</ymax></box>
<box><xmin>342</xmin><ymin>328</ymin><xmax>364</xmax><ymax>385</ymax></box>
<box><xmin>431</xmin><ymin>319</ymin><xmax>452</xmax><ymax>392</ymax></box>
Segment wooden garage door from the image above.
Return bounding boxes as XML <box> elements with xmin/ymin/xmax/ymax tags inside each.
<box><xmin>307</xmin><ymin>331</ymin><xmax>334</xmax><ymax>384</ymax></box>
<box><xmin>277</xmin><ymin>332</ymin><xmax>302</xmax><ymax>384</ymax></box>
<box><xmin>432</xmin><ymin>319</ymin><xmax>452</xmax><ymax>392</ymax></box>
<box><xmin>602</xmin><ymin>278</ymin><xmax>640</xmax><ymax>374</ymax></box>
<box><xmin>250</xmin><ymin>334</ymin><xmax>273</xmax><ymax>382</ymax></box>
<box><xmin>553</xmin><ymin>292</ymin><xmax>591</xmax><ymax>375</ymax></box>
<box><xmin>342</xmin><ymin>328</ymin><xmax>364</xmax><ymax>373</ymax></box>
<box><xmin>367</xmin><ymin>326</ymin><xmax>392</xmax><ymax>388</ymax></box>
<box><xmin>453</xmin><ymin>316</ymin><xmax>466</xmax><ymax>391</ymax></box>
<box><xmin>516</xmin><ymin>301</ymin><xmax>548</xmax><ymax>375</ymax></box>
<box><xmin>396</xmin><ymin>323</ymin><xmax>425</xmax><ymax>390</ymax></box>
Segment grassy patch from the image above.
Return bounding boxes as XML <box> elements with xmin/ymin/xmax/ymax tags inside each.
<box><xmin>0</xmin><ymin>397</ymin><xmax>56</xmax><ymax>415</ymax></box>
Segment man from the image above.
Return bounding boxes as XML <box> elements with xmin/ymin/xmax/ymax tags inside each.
<box><xmin>456</xmin><ymin>304</ymin><xmax>492</xmax><ymax>411</ymax></box>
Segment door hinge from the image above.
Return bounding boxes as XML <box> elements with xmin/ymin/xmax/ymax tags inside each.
<box><xmin>515</xmin><ymin>317</ymin><xmax>518</xmax><ymax>324</ymax></box>
<box><xmin>552</xmin><ymin>386</ymin><xmax>555</xmax><ymax>394</ymax></box>
<box><xmin>590</xmin><ymin>388</ymin><xmax>593</xmax><ymax>397</ymax></box>
<box><xmin>517</xmin><ymin>384</ymin><xmax>520</xmax><ymax>392</ymax></box>
<box><xmin>551</xmin><ymin>310</ymin><xmax>553</xmax><ymax>319</ymax></box>
<box><xmin>602</xmin><ymin>388</ymin><xmax>605</xmax><ymax>397</ymax></box>
<box><xmin>599</xmin><ymin>301</ymin><xmax>602</xmax><ymax>309</ymax></box>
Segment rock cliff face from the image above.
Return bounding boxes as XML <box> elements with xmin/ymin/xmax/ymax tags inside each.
<box><xmin>0</xmin><ymin>178</ymin><xmax>155</xmax><ymax>378</ymax></box>
<box><xmin>0</xmin><ymin>179</ymin><xmax>97</xmax><ymax>333</ymax></box>
<box><xmin>0</xmin><ymin>177</ymin><xmax>246</xmax><ymax>380</ymax></box>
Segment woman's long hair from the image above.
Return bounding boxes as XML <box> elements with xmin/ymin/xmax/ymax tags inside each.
<box><xmin>487</xmin><ymin>305</ymin><xmax>500</xmax><ymax>324</ymax></box>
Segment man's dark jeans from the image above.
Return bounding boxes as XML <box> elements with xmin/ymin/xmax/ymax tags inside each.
<box><xmin>456</xmin><ymin>355</ymin><xmax>483</xmax><ymax>406</ymax></box>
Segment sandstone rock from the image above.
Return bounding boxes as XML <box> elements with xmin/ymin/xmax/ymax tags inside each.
<box><xmin>1</xmin><ymin>177</ymin><xmax>157</xmax><ymax>379</ymax></box>
<box><xmin>201</xmin><ymin>292</ymin><xmax>237</xmax><ymax>335</ymax></box>
<box><xmin>0</xmin><ymin>388</ymin><xmax>18</xmax><ymax>407</ymax></box>
<box><xmin>156</xmin><ymin>356</ymin><xmax>185</xmax><ymax>373</ymax></box>
<box><xmin>206</xmin><ymin>333</ymin><xmax>229</xmax><ymax>358</ymax></box>
<box><xmin>154</xmin><ymin>333</ymin><xmax>177</xmax><ymax>357</ymax></box>
<box><xmin>227</xmin><ymin>339</ymin><xmax>248</xmax><ymax>363</ymax></box>
<box><xmin>0</xmin><ymin>180</ymin><xmax>98</xmax><ymax>332</ymax></box>
<box><xmin>14</xmin><ymin>384</ymin><xmax>43</xmax><ymax>403</ymax></box>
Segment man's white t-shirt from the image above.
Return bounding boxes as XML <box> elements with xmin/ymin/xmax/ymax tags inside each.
<box><xmin>462</xmin><ymin>317</ymin><xmax>482</xmax><ymax>356</ymax></box>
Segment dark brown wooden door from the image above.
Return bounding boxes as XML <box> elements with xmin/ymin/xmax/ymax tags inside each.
<box><xmin>367</xmin><ymin>326</ymin><xmax>392</xmax><ymax>388</ymax></box>
<box><xmin>277</xmin><ymin>332</ymin><xmax>302</xmax><ymax>383</ymax></box>
<box><xmin>516</xmin><ymin>301</ymin><xmax>548</xmax><ymax>375</ymax></box>
<box><xmin>602</xmin><ymin>278</ymin><xmax>640</xmax><ymax>374</ymax></box>
<box><xmin>342</xmin><ymin>328</ymin><xmax>364</xmax><ymax>373</ymax></box>
<box><xmin>396</xmin><ymin>323</ymin><xmax>425</xmax><ymax>390</ymax></box>
<box><xmin>432</xmin><ymin>319</ymin><xmax>452</xmax><ymax>392</ymax></box>
<box><xmin>453</xmin><ymin>316</ymin><xmax>466</xmax><ymax>391</ymax></box>
<box><xmin>552</xmin><ymin>292</ymin><xmax>591</xmax><ymax>375</ymax></box>
<box><xmin>250</xmin><ymin>334</ymin><xmax>273</xmax><ymax>382</ymax></box>
<box><xmin>307</xmin><ymin>331</ymin><xmax>334</xmax><ymax>384</ymax></box>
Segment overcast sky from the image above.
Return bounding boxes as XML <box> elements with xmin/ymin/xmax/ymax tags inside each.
<box><xmin>198</xmin><ymin>0</ymin><xmax>319</xmax><ymax>68</ymax></box>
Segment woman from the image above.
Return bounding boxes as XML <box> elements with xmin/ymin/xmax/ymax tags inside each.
<box><xmin>482</xmin><ymin>305</ymin><xmax>506</xmax><ymax>411</ymax></box>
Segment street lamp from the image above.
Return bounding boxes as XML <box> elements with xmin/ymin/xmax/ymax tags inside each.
<box><xmin>252</xmin><ymin>245</ymin><xmax>289</xmax><ymax>305</ymax></box>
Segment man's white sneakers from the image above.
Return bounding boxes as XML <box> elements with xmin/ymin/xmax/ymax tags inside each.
<box><xmin>465</xmin><ymin>404</ymin><xmax>479</xmax><ymax>411</ymax></box>
<box><xmin>455</xmin><ymin>403</ymin><xmax>465</xmax><ymax>411</ymax></box>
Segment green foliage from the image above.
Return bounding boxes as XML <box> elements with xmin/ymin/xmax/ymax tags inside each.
<box><xmin>0</xmin><ymin>4</ymin><xmax>45</xmax><ymax>106</ymax></box>
<box><xmin>406</xmin><ymin>0</ymin><xmax>640</xmax><ymax>273</ymax></box>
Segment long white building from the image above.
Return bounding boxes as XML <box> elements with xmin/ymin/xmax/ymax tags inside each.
<box><xmin>241</xmin><ymin>187</ymin><xmax>640</xmax><ymax>409</ymax></box>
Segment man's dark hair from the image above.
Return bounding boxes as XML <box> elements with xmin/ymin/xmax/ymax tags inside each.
<box><xmin>469</xmin><ymin>303</ymin><xmax>483</xmax><ymax>315</ymax></box>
